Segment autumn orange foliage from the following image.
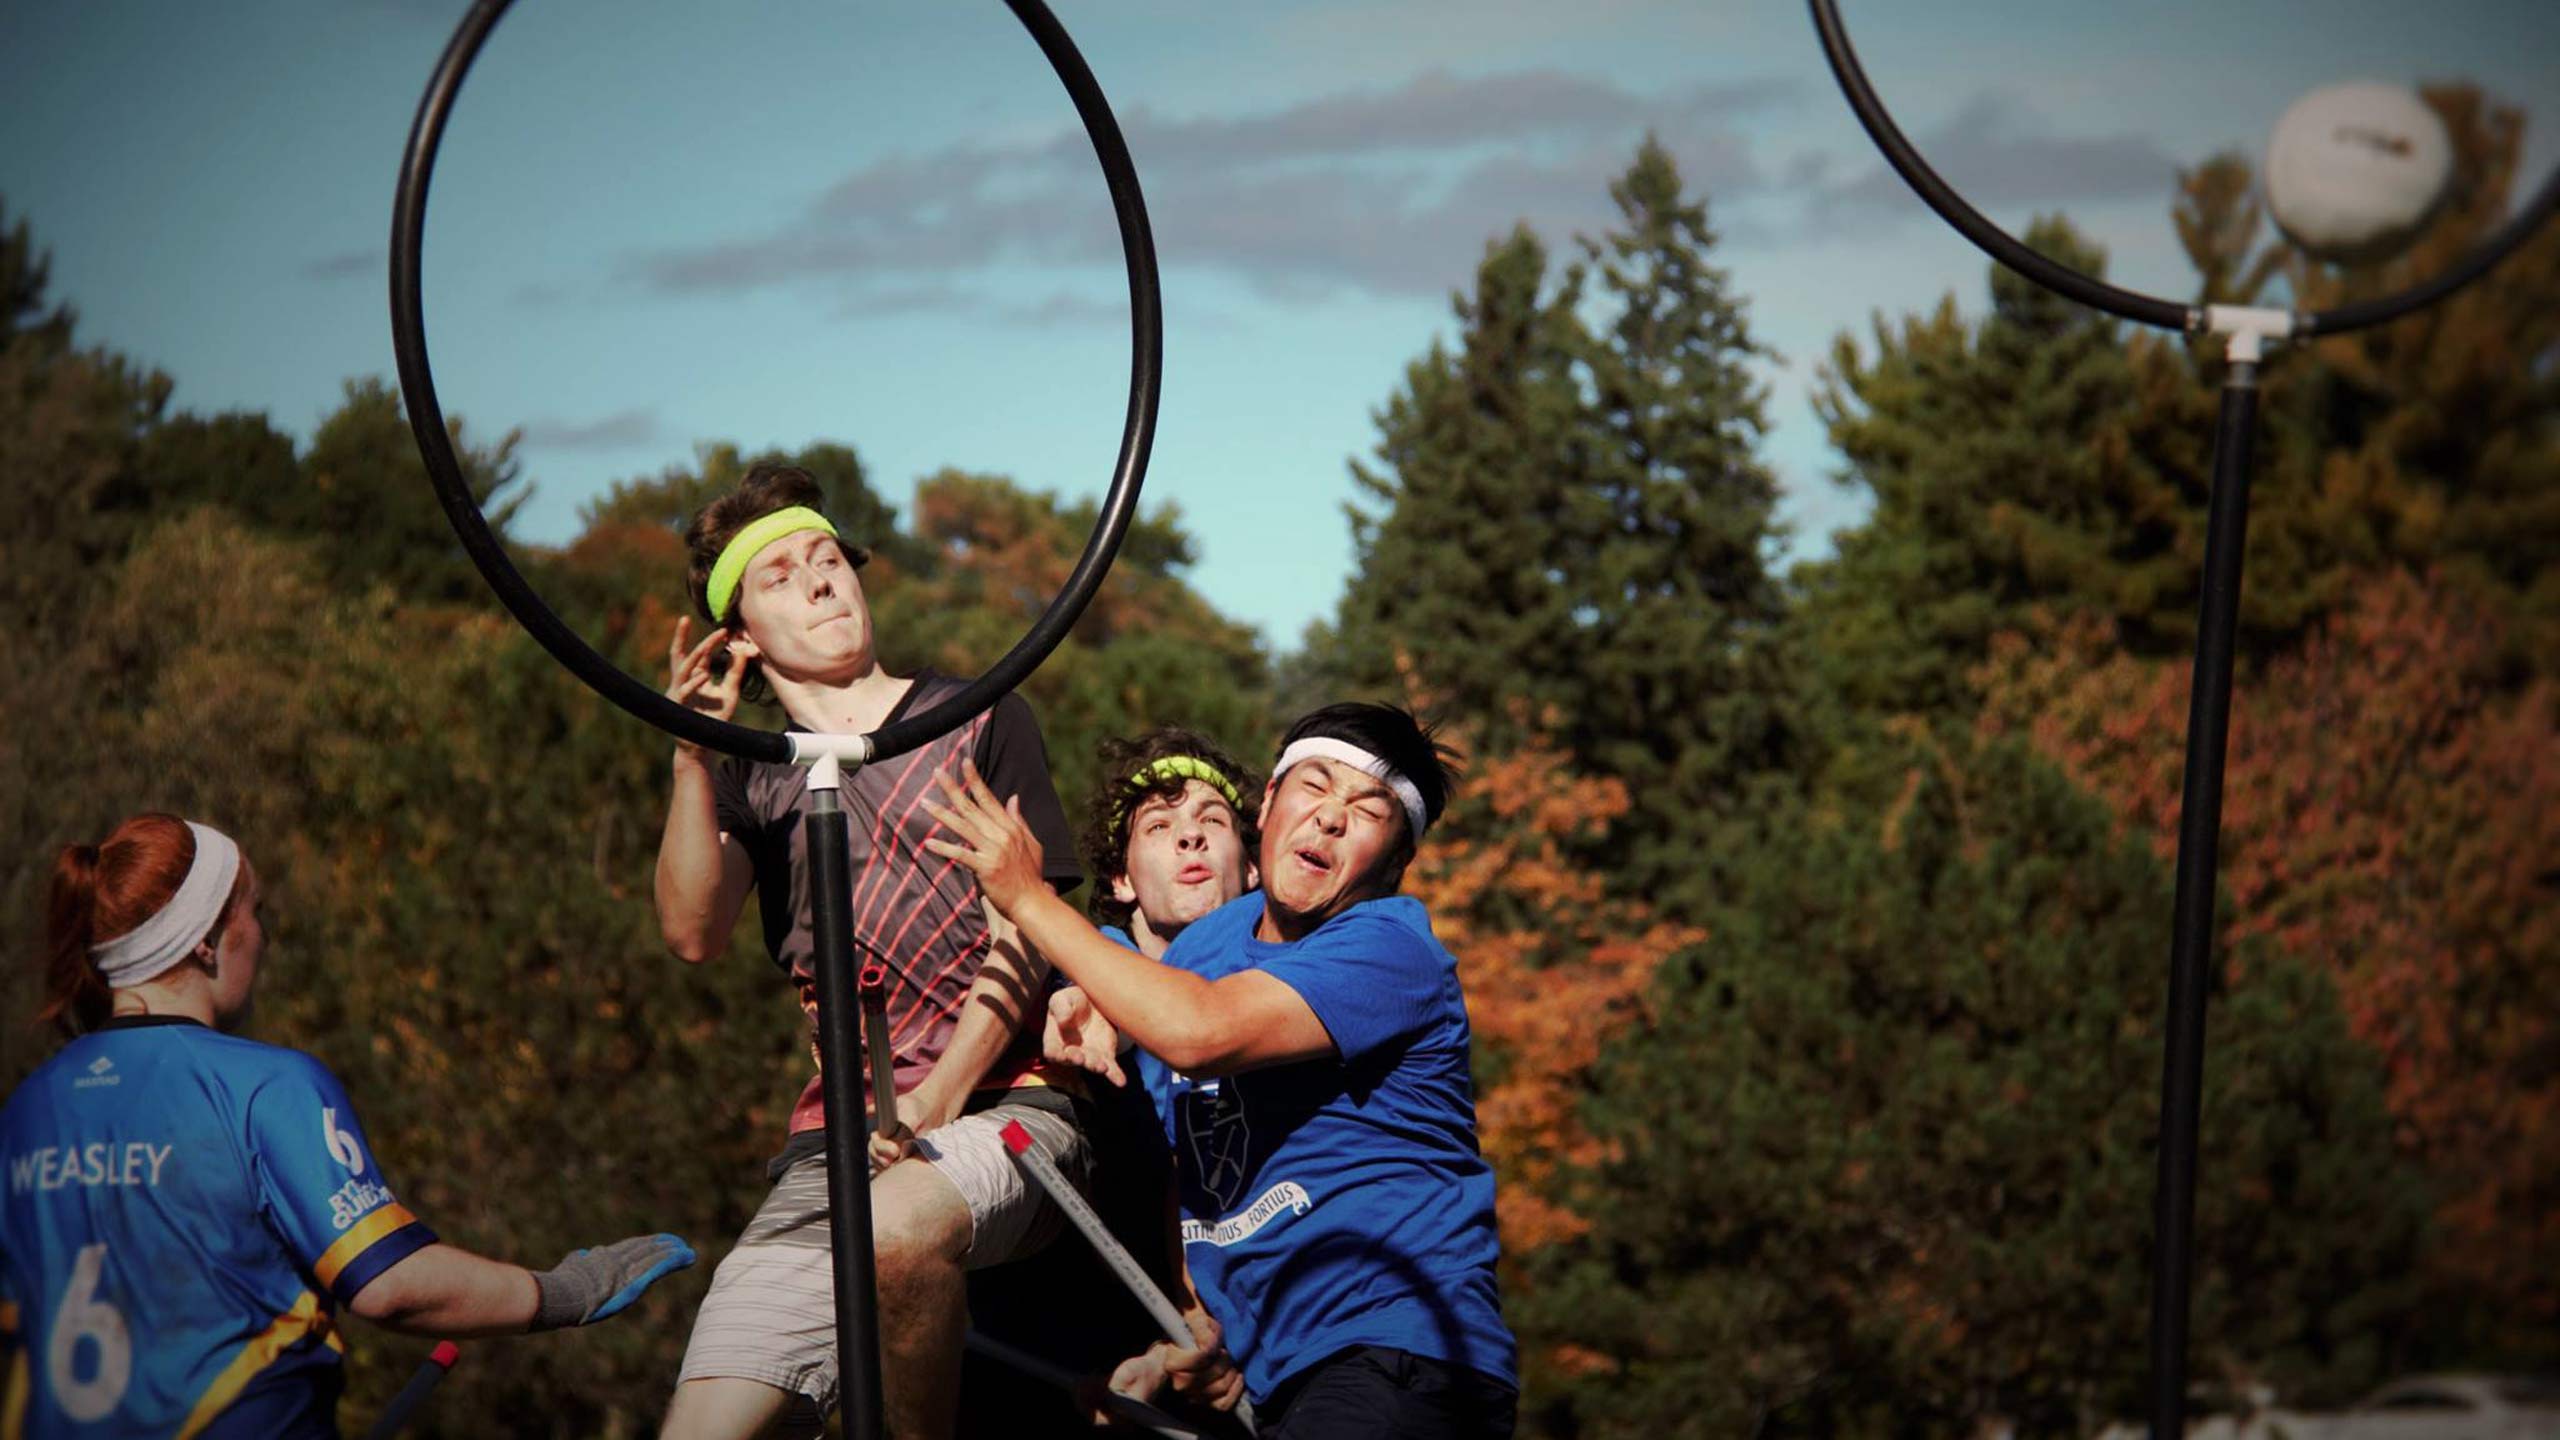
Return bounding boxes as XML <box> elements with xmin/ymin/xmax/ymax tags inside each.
<box><xmin>1403</xmin><ymin>698</ymin><xmax>1705</xmax><ymax>1251</ymax></box>
<box><xmin>1976</xmin><ymin>570</ymin><xmax>2559</xmax><ymax>1318</ymax></box>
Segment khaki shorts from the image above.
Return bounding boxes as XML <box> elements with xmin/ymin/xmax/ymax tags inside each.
<box><xmin>674</xmin><ymin>1093</ymin><xmax>1091</xmax><ymax>1419</ymax></box>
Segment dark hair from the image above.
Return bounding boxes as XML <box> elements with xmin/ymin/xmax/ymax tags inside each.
<box><xmin>682</xmin><ymin>462</ymin><xmax>870</xmax><ymax>704</ymax></box>
<box><xmin>1079</xmin><ymin>727</ymin><xmax>1262</xmax><ymax>931</ymax></box>
<box><xmin>41</xmin><ymin>813</ymin><xmax>247</xmax><ymax>1038</ymax></box>
<box><xmin>1272</xmin><ymin>702</ymin><xmax>1460</xmax><ymax>895</ymax></box>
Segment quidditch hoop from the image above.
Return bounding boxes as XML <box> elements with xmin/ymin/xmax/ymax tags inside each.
<box><xmin>390</xmin><ymin>0</ymin><xmax>1162</xmax><ymax>767</ymax></box>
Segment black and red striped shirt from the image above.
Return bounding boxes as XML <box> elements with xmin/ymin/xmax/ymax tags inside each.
<box><xmin>713</xmin><ymin>672</ymin><xmax>1083</xmax><ymax>1138</ymax></box>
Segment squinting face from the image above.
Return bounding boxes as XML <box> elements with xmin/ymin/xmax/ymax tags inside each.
<box><xmin>1257</xmin><ymin>756</ymin><xmax>1406</xmax><ymax>929</ymax></box>
<box><xmin>1114</xmin><ymin>780</ymin><xmax>1251</xmax><ymax>942</ymax></box>
<box><xmin>730</xmin><ymin>530</ymin><xmax>873</xmax><ymax>681</ymax></box>
<box><xmin>211</xmin><ymin>859</ymin><xmax>265</xmax><ymax>1031</ymax></box>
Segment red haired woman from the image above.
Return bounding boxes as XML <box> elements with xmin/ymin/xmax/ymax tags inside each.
<box><xmin>1</xmin><ymin>813</ymin><xmax>693</xmax><ymax>1438</ymax></box>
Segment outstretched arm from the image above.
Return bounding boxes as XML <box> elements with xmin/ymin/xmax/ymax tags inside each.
<box><xmin>922</xmin><ymin>762</ymin><xmax>1334</xmax><ymax>1079</ymax></box>
<box><xmin>349</xmin><ymin>1234</ymin><xmax>694</xmax><ymax>1337</ymax></box>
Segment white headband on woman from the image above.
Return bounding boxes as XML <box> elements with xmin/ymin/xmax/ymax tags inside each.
<box><xmin>89</xmin><ymin>821</ymin><xmax>241</xmax><ymax>988</ymax></box>
<box><xmin>1273</xmin><ymin>737</ymin><xmax>1431</xmax><ymax>839</ymax></box>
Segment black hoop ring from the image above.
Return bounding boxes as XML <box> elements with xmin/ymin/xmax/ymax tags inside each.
<box><xmin>391</xmin><ymin>0</ymin><xmax>1162</xmax><ymax>766</ymax></box>
<box><xmin>1809</xmin><ymin>0</ymin><xmax>2560</xmax><ymax>339</ymax></box>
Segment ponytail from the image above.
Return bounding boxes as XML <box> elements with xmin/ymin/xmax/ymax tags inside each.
<box><xmin>41</xmin><ymin>843</ymin><xmax>116</xmax><ymax>1037</ymax></box>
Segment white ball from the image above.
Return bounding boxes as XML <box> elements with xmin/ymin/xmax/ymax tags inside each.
<box><xmin>2264</xmin><ymin>82</ymin><xmax>2455</xmax><ymax>263</ymax></box>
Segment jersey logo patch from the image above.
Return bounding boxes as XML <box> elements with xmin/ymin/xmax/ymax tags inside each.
<box><xmin>1179</xmin><ymin>1076</ymin><xmax>1253</xmax><ymax>1213</ymax></box>
<box><xmin>1180</xmin><ymin>1181</ymin><xmax>1313</xmax><ymax>1248</ymax></box>
<box><xmin>73</xmin><ymin>1057</ymin><xmax>119</xmax><ymax>1090</ymax></box>
<box><xmin>322</xmin><ymin>1107</ymin><xmax>366</xmax><ymax>1176</ymax></box>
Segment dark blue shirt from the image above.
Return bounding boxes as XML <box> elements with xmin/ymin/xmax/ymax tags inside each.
<box><xmin>1136</xmin><ymin>893</ymin><xmax>1515</xmax><ymax>1402</ymax></box>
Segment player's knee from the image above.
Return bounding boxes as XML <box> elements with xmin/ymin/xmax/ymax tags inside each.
<box><xmin>872</xmin><ymin>1167</ymin><xmax>970</xmax><ymax>1281</ymax></box>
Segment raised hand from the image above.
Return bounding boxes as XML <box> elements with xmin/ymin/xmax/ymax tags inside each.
<box><xmin>663</xmin><ymin>618</ymin><xmax>746</xmax><ymax>758</ymax></box>
<box><xmin>1044</xmin><ymin>985</ymin><xmax>1126</xmax><ymax>1088</ymax></box>
<box><xmin>919</xmin><ymin>759</ymin><xmax>1047</xmax><ymax>916</ymax></box>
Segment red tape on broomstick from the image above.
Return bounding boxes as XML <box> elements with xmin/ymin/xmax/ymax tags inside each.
<box><xmin>364</xmin><ymin>1341</ymin><xmax>461</xmax><ymax>1439</ymax></box>
<box><xmin>1001</xmin><ymin>1120</ymin><xmax>1258</xmax><ymax>1435</ymax></box>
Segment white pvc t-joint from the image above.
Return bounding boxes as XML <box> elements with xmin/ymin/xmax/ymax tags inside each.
<box><xmin>790</xmin><ymin>732</ymin><xmax>875</xmax><ymax>786</ymax></box>
<box><xmin>2204</xmin><ymin>304</ymin><xmax>2295</xmax><ymax>365</ymax></box>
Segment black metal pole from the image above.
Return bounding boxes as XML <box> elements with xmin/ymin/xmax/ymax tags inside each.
<box><xmin>807</xmin><ymin>789</ymin><xmax>886</xmax><ymax>1440</ymax></box>
<box><xmin>2148</xmin><ymin>361</ymin><xmax>2260</xmax><ymax>1440</ymax></box>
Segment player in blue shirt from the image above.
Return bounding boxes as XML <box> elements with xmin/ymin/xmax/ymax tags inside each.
<box><xmin>929</xmin><ymin>704</ymin><xmax>1518</xmax><ymax>1439</ymax></box>
<box><xmin>1</xmin><ymin>812</ymin><xmax>695</xmax><ymax>1439</ymax></box>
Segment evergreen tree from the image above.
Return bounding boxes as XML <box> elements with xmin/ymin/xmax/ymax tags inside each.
<box><xmin>1333</xmin><ymin>140</ymin><xmax>1800</xmax><ymax>916</ymax></box>
<box><xmin>1331</xmin><ymin>224</ymin><xmax>1591</xmax><ymax>723</ymax></box>
<box><xmin>293</xmin><ymin>377</ymin><xmax>526</xmax><ymax>604</ymax></box>
<box><xmin>1570</xmin><ymin>138</ymin><xmax>1798</xmax><ymax>911</ymax></box>
<box><xmin>1797</xmin><ymin>216</ymin><xmax>2176</xmax><ymax>720</ymax></box>
<box><xmin>1520</xmin><ymin>734</ymin><xmax>2423</xmax><ymax>1439</ymax></box>
<box><xmin>1</xmin><ymin>200</ymin><xmax>74</xmax><ymax>353</ymax></box>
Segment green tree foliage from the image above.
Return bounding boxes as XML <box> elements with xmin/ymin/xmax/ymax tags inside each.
<box><xmin>292</xmin><ymin>378</ymin><xmax>528</xmax><ymax>604</ymax></box>
<box><xmin>1520</xmin><ymin>735</ymin><xmax>2423</xmax><ymax>1439</ymax></box>
<box><xmin>1798</xmin><ymin>217</ymin><xmax>2179</xmax><ymax>720</ymax></box>
<box><xmin>1</xmin><ymin>203</ymin><xmax>74</xmax><ymax>351</ymax></box>
<box><xmin>1330</xmin><ymin>227</ymin><xmax>1587</xmax><ymax>713</ymax></box>
<box><xmin>1330</xmin><ymin>139</ymin><xmax>1798</xmax><ymax>917</ymax></box>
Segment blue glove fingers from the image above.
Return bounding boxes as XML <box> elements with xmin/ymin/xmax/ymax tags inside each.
<box><xmin>589</xmin><ymin>1235</ymin><xmax>696</xmax><ymax>1323</ymax></box>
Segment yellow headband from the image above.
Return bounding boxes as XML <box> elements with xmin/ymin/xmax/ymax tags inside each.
<box><xmin>1114</xmin><ymin>756</ymin><xmax>1244</xmax><ymax>825</ymax></box>
<box><xmin>706</xmin><ymin>507</ymin><xmax>840</xmax><ymax>622</ymax></box>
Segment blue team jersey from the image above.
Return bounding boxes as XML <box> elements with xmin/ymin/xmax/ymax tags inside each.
<box><xmin>0</xmin><ymin>1017</ymin><xmax>435</xmax><ymax>1439</ymax></box>
<box><xmin>1137</xmin><ymin>893</ymin><xmax>1516</xmax><ymax>1403</ymax></box>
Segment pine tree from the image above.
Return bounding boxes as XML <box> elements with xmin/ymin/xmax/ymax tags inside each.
<box><xmin>1331</xmin><ymin>224</ymin><xmax>1592</xmax><ymax>725</ymax></box>
<box><xmin>1331</xmin><ymin>141</ymin><xmax>1801</xmax><ymax>917</ymax></box>
<box><xmin>1564</xmin><ymin>137</ymin><xmax>1799</xmax><ymax>914</ymax></box>
<box><xmin>1797</xmin><ymin>216</ymin><xmax>2176</xmax><ymax>720</ymax></box>
<box><xmin>1520</xmin><ymin>734</ymin><xmax>2424</xmax><ymax>1439</ymax></box>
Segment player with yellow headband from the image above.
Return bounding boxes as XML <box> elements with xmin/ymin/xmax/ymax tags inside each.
<box><xmin>652</xmin><ymin>463</ymin><xmax>1091</xmax><ymax>1440</ymax></box>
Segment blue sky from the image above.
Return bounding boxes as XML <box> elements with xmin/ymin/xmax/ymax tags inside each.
<box><xmin>6</xmin><ymin>0</ymin><xmax>2556</xmax><ymax>649</ymax></box>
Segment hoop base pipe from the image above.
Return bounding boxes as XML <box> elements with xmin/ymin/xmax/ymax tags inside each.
<box><xmin>807</xmin><ymin>781</ymin><xmax>887</xmax><ymax>1440</ymax></box>
<box><xmin>2147</xmin><ymin>360</ymin><xmax>2260</xmax><ymax>1440</ymax></box>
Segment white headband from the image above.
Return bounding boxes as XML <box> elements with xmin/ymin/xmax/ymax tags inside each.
<box><xmin>89</xmin><ymin>821</ymin><xmax>241</xmax><ymax>988</ymax></box>
<box><xmin>1273</xmin><ymin>737</ymin><xmax>1431</xmax><ymax>839</ymax></box>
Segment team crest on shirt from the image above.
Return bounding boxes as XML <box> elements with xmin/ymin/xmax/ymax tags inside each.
<box><xmin>322</xmin><ymin>1107</ymin><xmax>366</xmax><ymax>1175</ymax></box>
<box><xmin>1179</xmin><ymin>1075</ymin><xmax>1253</xmax><ymax>1212</ymax></box>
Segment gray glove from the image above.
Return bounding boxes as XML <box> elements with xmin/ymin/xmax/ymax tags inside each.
<box><xmin>530</xmin><ymin>1233</ymin><xmax>697</xmax><ymax>1331</ymax></box>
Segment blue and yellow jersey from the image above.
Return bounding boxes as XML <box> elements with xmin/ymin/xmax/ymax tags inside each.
<box><xmin>0</xmin><ymin>1016</ymin><xmax>436</xmax><ymax>1439</ymax></box>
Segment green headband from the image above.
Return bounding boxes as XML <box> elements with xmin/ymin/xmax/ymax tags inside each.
<box><xmin>1114</xmin><ymin>756</ymin><xmax>1244</xmax><ymax>826</ymax></box>
<box><xmin>706</xmin><ymin>507</ymin><xmax>840</xmax><ymax>622</ymax></box>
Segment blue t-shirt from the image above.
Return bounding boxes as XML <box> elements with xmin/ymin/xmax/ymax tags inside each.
<box><xmin>1137</xmin><ymin>893</ymin><xmax>1515</xmax><ymax>1402</ymax></box>
<box><xmin>0</xmin><ymin>1017</ymin><xmax>435</xmax><ymax>1439</ymax></box>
